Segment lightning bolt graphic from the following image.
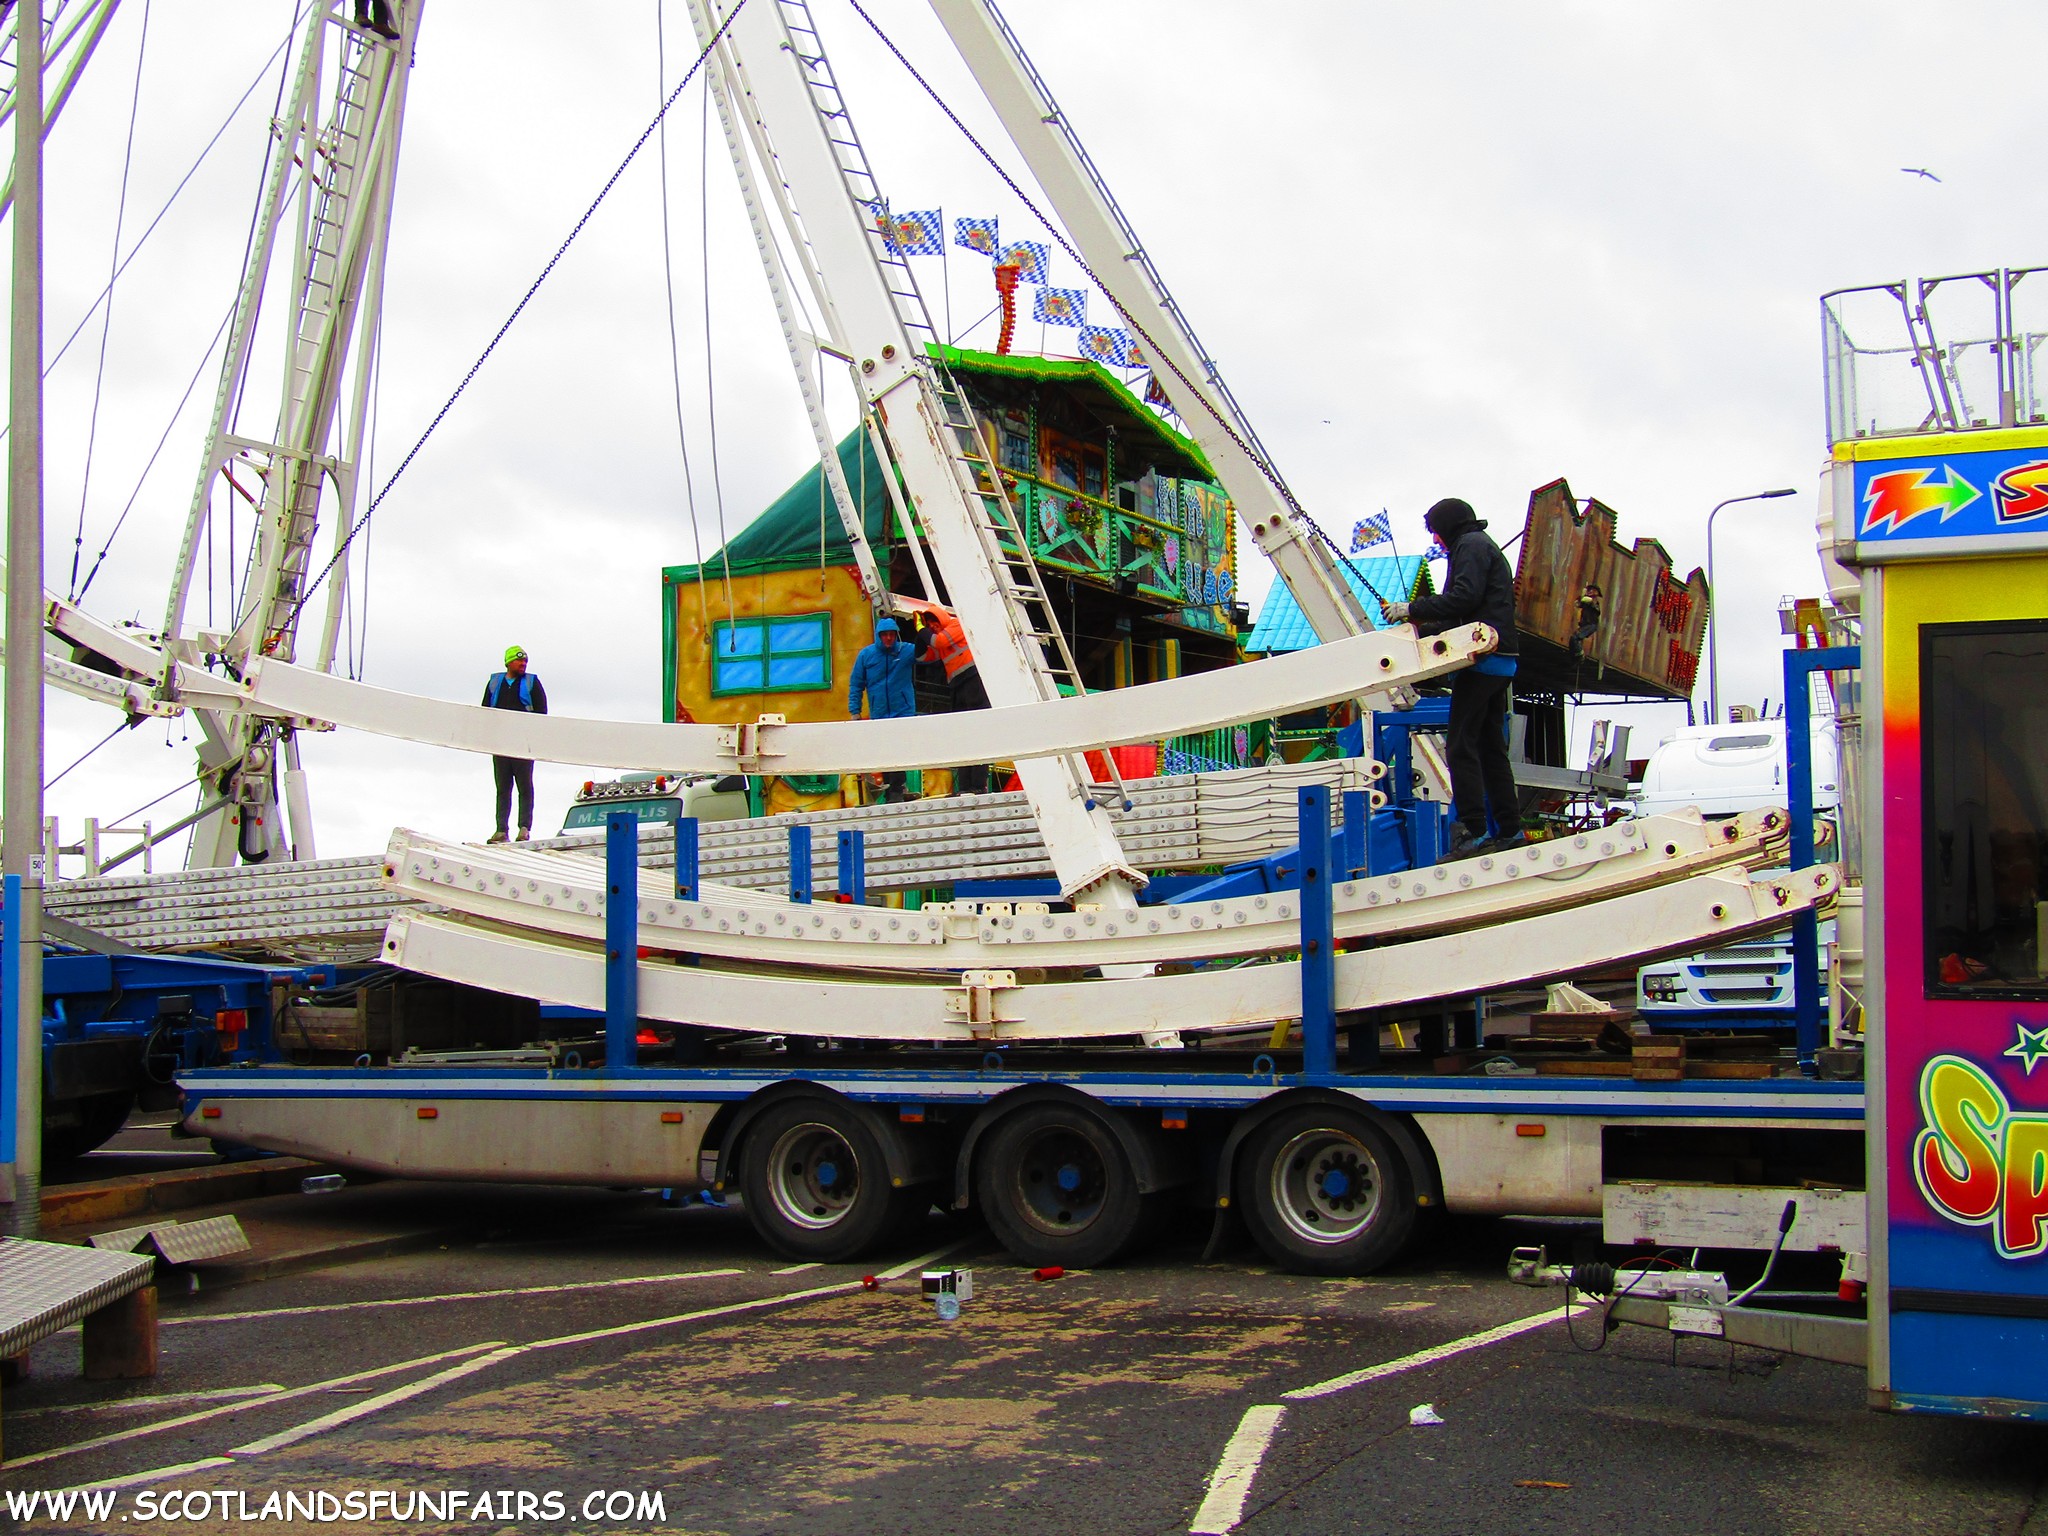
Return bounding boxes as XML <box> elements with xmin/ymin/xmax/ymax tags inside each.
<box><xmin>1991</xmin><ymin>459</ymin><xmax>2048</xmax><ymax>524</ymax></box>
<box><xmin>1862</xmin><ymin>466</ymin><xmax>1980</xmax><ymax>534</ymax></box>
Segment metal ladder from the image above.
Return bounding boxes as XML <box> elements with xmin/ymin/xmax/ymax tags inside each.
<box><xmin>767</xmin><ymin>0</ymin><xmax>1124</xmax><ymax>806</ymax></box>
<box><xmin>926</xmin><ymin>370</ymin><xmax>1130</xmax><ymax>807</ymax></box>
<box><xmin>247</xmin><ymin>27</ymin><xmax>384</xmax><ymax>660</ymax></box>
<box><xmin>773</xmin><ymin>0</ymin><xmax>938</xmax><ymax>349</ymax></box>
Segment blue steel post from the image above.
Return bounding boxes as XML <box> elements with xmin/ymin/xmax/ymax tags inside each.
<box><xmin>1340</xmin><ymin>789</ymin><xmax>1367</xmax><ymax>878</ymax></box>
<box><xmin>789</xmin><ymin>825</ymin><xmax>813</xmax><ymax>904</ymax></box>
<box><xmin>1783</xmin><ymin>644</ymin><xmax>1860</xmax><ymax>1067</ymax></box>
<box><xmin>0</xmin><ymin>874</ymin><xmax>16</xmax><ymax>1182</ymax></box>
<box><xmin>674</xmin><ymin>816</ymin><xmax>699</xmax><ymax>902</ymax></box>
<box><xmin>1297</xmin><ymin>785</ymin><xmax>1338</xmax><ymax>1077</ymax></box>
<box><xmin>837</xmin><ymin>828</ymin><xmax>865</xmax><ymax>904</ymax></box>
<box><xmin>604</xmin><ymin>812</ymin><xmax>639</xmax><ymax>1071</ymax></box>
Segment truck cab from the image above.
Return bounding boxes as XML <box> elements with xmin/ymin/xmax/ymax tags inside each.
<box><xmin>560</xmin><ymin>772</ymin><xmax>752</xmax><ymax>833</ymax></box>
<box><xmin>1634</xmin><ymin>719</ymin><xmax>1838</xmax><ymax>1025</ymax></box>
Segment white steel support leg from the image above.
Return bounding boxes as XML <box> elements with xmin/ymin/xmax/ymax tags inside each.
<box><xmin>697</xmin><ymin>21</ymin><xmax>886</xmax><ymax>609</ymax></box>
<box><xmin>695</xmin><ymin>0</ymin><xmax>1143</xmax><ymax>907</ymax></box>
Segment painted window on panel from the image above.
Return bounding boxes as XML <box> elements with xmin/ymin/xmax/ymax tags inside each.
<box><xmin>712</xmin><ymin>613</ymin><xmax>832</xmax><ymax>696</ymax></box>
<box><xmin>1921</xmin><ymin>619</ymin><xmax>2048</xmax><ymax>997</ymax></box>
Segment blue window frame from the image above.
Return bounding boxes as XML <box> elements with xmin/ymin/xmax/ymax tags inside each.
<box><xmin>712</xmin><ymin>612</ymin><xmax>832</xmax><ymax>696</ymax></box>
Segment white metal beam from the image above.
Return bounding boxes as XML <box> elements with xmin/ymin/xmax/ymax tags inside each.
<box><xmin>226</xmin><ymin>621</ymin><xmax>1492</xmax><ymax>773</ymax></box>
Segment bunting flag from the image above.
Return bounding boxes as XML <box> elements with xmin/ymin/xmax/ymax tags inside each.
<box><xmin>893</xmin><ymin>209</ymin><xmax>943</xmax><ymax>257</ymax></box>
<box><xmin>1144</xmin><ymin>374</ymin><xmax>1172</xmax><ymax>407</ymax></box>
<box><xmin>997</xmin><ymin>240</ymin><xmax>1050</xmax><ymax>285</ymax></box>
<box><xmin>1033</xmin><ymin>286</ymin><xmax>1087</xmax><ymax>327</ymax></box>
<box><xmin>1350</xmin><ymin>511</ymin><xmax>1393</xmax><ymax>552</ymax></box>
<box><xmin>1078</xmin><ymin>325</ymin><xmax>1136</xmax><ymax>367</ymax></box>
<box><xmin>954</xmin><ymin>215</ymin><xmax>999</xmax><ymax>256</ymax></box>
<box><xmin>869</xmin><ymin>197</ymin><xmax>898</xmax><ymax>252</ymax></box>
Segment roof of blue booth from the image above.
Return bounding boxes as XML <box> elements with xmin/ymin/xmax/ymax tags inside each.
<box><xmin>1243</xmin><ymin>554</ymin><xmax>1431</xmax><ymax>654</ymax></box>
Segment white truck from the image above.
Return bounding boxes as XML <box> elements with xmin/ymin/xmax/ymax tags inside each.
<box><xmin>1634</xmin><ymin>719</ymin><xmax>1837</xmax><ymax>1025</ymax></box>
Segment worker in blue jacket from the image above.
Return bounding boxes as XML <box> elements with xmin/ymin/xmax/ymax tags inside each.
<box><xmin>483</xmin><ymin>645</ymin><xmax>548</xmax><ymax>842</ymax></box>
<box><xmin>847</xmin><ymin>616</ymin><xmax>931</xmax><ymax>802</ymax></box>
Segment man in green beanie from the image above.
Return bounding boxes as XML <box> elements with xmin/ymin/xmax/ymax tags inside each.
<box><xmin>483</xmin><ymin>646</ymin><xmax>548</xmax><ymax>842</ymax></box>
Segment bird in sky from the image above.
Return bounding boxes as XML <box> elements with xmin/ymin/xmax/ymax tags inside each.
<box><xmin>1901</xmin><ymin>167</ymin><xmax>1942</xmax><ymax>182</ymax></box>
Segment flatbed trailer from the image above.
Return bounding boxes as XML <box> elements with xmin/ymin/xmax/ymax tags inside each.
<box><xmin>179</xmin><ymin>1049</ymin><xmax>1862</xmax><ymax>1275</ymax></box>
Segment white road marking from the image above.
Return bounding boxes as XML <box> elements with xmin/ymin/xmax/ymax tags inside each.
<box><xmin>5</xmin><ymin>1343</ymin><xmax>507</xmax><ymax>1471</ymax></box>
<box><xmin>1186</xmin><ymin>1306</ymin><xmax>1570</xmax><ymax>1532</ymax></box>
<box><xmin>771</xmin><ymin>1261</ymin><xmax>823</xmax><ymax>1275</ymax></box>
<box><xmin>55</xmin><ymin>1456</ymin><xmax>236</xmax><ymax>1495</ymax></box>
<box><xmin>1189</xmin><ymin>1404</ymin><xmax>1287</xmax><ymax>1535</ymax></box>
<box><xmin>230</xmin><ymin>1348</ymin><xmax>526</xmax><ymax>1456</ymax></box>
<box><xmin>162</xmin><ymin>1267</ymin><xmax>746</xmax><ymax>1324</ymax></box>
<box><xmin>8</xmin><ymin>1385</ymin><xmax>287</xmax><ymax>1420</ymax></box>
<box><xmin>1282</xmin><ymin>1306</ymin><xmax>1568</xmax><ymax>1401</ymax></box>
<box><xmin>49</xmin><ymin>1241</ymin><xmax>975</xmax><ymax>1490</ymax></box>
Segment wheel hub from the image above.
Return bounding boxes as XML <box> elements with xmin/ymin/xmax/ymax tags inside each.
<box><xmin>765</xmin><ymin>1122</ymin><xmax>861</xmax><ymax>1231</ymax></box>
<box><xmin>1270</xmin><ymin>1128</ymin><xmax>1383</xmax><ymax>1245</ymax></box>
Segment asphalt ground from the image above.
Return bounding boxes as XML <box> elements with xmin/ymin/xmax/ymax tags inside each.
<box><xmin>2</xmin><ymin>1185</ymin><xmax>2043</xmax><ymax>1536</ymax></box>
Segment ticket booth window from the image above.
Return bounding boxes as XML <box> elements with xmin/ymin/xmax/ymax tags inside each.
<box><xmin>1921</xmin><ymin>620</ymin><xmax>2048</xmax><ymax>997</ymax></box>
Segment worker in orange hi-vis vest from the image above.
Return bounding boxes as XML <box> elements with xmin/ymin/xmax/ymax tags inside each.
<box><xmin>921</xmin><ymin>609</ymin><xmax>991</xmax><ymax>794</ymax></box>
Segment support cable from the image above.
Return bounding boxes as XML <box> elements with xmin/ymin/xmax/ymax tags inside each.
<box><xmin>0</xmin><ymin>0</ymin><xmax>307</xmax><ymax>436</ymax></box>
<box><xmin>43</xmin><ymin>721</ymin><xmax>130</xmax><ymax>792</ymax></box>
<box><xmin>656</xmin><ymin>1</ymin><xmax>712</xmax><ymax>642</ymax></box>
<box><xmin>271</xmin><ymin>0</ymin><xmax>750</xmax><ymax>649</ymax></box>
<box><xmin>75</xmin><ymin>290</ymin><xmax>236</xmax><ymax>603</ymax></box>
<box><xmin>69</xmin><ymin>0</ymin><xmax>149</xmax><ymax>600</ymax></box>
<box><xmin>844</xmin><ymin>0</ymin><xmax>1304</xmax><ymax>520</ymax></box>
<box><xmin>698</xmin><ymin>66</ymin><xmax>736</xmax><ymax>627</ymax></box>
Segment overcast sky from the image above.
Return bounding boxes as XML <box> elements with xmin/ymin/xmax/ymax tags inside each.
<box><xmin>14</xmin><ymin>0</ymin><xmax>2047</xmax><ymax>867</ymax></box>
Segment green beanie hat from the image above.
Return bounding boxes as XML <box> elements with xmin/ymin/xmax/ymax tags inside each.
<box><xmin>504</xmin><ymin>645</ymin><xmax>527</xmax><ymax>666</ymax></box>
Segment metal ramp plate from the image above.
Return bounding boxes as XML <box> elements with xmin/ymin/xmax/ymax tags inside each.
<box><xmin>0</xmin><ymin>1238</ymin><xmax>155</xmax><ymax>1358</ymax></box>
<box><xmin>87</xmin><ymin>1215</ymin><xmax>253</xmax><ymax>1266</ymax></box>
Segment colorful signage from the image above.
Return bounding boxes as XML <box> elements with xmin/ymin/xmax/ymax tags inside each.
<box><xmin>1853</xmin><ymin>441</ymin><xmax>2048</xmax><ymax>552</ymax></box>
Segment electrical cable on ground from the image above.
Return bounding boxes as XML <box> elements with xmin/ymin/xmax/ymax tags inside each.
<box><xmin>843</xmin><ymin>0</ymin><xmax>1304</xmax><ymax>522</ymax></box>
<box><xmin>70</xmin><ymin>0</ymin><xmax>151</xmax><ymax>600</ymax></box>
<box><xmin>270</xmin><ymin>0</ymin><xmax>750</xmax><ymax>651</ymax></box>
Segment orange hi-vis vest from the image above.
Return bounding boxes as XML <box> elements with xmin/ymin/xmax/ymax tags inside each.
<box><xmin>929</xmin><ymin>612</ymin><xmax>975</xmax><ymax>681</ymax></box>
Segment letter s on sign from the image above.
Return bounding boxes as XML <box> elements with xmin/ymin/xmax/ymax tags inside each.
<box><xmin>1915</xmin><ymin>1056</ymin><xmax>2005</xmax><ymax>1223</ymax></box>
<box><xmin>2000</xmin><ymin>1117</ymin><xmax>2048</xmax><ymax>1260</ymax></box>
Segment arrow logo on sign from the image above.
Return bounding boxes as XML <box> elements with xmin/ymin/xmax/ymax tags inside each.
<box><xmin>1861</xmin><ymin>466</ymin><xmax>1980</xmax><ymax>535</ymax></box>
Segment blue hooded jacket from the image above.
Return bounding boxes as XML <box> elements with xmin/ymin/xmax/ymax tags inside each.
<box><xmin>847</xmin><ymin>617</ymin><xmax>924</xmax><ymax>720</ymax></box>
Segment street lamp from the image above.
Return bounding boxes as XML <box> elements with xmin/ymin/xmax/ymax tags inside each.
<box><xmin>1705</xmin><ymin>487</ymin><xmax>1798</xmax><ymax>725</ymax></box>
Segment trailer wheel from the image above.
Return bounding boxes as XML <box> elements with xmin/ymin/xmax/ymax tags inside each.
<box><xmin>43</xmin><ymin>1090</ymin><xmax>136</xmax><ymax>1164</ymax></box>
<box><xmin>976</xmin><ymin>1103</ymin><xmax>1149</xmax><ymax>1268</ymax></box>
<box><xmin>1237</xmin><ymin>1106</ymin><xmax>1417</xmax><ymax>1275</ymax></box>
<box><xmin>738</xmin><ymin>1099</ymin><xmax>908</xmax><ymax>1262</ymax></box>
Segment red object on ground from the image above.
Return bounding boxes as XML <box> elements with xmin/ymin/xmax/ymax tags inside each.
<box><xmin>860</xmin><ymin>1275</ymin><xmax>880</xmax><ymax>1291</ymax></box>
<box><xmin>1031</xmin><ymin>1266</ymin><xmax>1065</xmax><ymax>1283</ymax></box>
<box><xmin>1839</xmin><ymin>1279</ymin><xmax>1867</xmax><ymax>1302</ymax></box>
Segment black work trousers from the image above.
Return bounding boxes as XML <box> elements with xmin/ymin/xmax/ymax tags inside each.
<box><xmin>493</xmin><ymin>755</ymin><xmax>536</xmax><ymax>834</ymax></box>
<box><xmin>1444</xmin><ymin>671</ymin><xmax>1520</xmax><ymax>838</ymax></box>
<box><xmin>950</xmin><ymin>666</ymin><xmax>991</xmax><ymax>794</ymax></box>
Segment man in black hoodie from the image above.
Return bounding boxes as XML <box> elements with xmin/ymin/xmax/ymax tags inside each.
<box><xmin>1383</xmin><ymin>498</ymin><xmax>1525</xmax><ymax>861</ymax></box>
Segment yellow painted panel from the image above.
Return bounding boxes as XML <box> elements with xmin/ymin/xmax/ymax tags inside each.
<box><xmin>1880</xmin><ymin>555</ymin><xmax>2048</xmax><ymax>729</ymax></box>
<box><xmin>671</xmin><ymin>565</ymin><xmax>868</xmax><ymax>727</ymax></box>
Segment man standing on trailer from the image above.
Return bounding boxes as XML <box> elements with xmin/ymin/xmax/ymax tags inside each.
<box><xmin>1383</xmin><ymin>498</ymin><xmax>1525</xmax><ymax>861</ymax></box>
<box><xmin>848</xmin><ymin>617</ymin><xmax>929</xmax><ymax>802</ymax></box>
<box><xmin>483</xmin><ymin>646</ymin><xmax>548</xmax><ymax>843</ymax></box>
<box><xmin>922</xmin><ymin>608</ymin><xmax>991</xmax><ymax>794</ymax></box>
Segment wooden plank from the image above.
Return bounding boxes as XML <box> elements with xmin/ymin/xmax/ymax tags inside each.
<box><xmin>1535</xmin><ymin>1059</ymin><xmax>1633</xmax><ymax>1077</ymax></box>
<box><xmin>82</xmin><ymin>1285</ymin><xmax>158</xmax><ymax>1381</ymax></box>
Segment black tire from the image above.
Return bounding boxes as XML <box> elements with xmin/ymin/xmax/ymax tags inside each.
<box><xmin>1236</xmin><ymin>1105</ymin><xmax>1418</xmax><ymax>1276</ymax></box>
<box><xmin>975</xmin><ymin>1102</ymin><xmax>1148</xmax><ymax>1268</ymax></box>
<box><xmin>736</xmin><ymin>1097</ymin><xmax>910</xmax><ymax>1262</ymax></box>
<box><xmin>43</xmin><ymin>1090</ymin><xmax>137</xmax><ymax>1164</ymax></box>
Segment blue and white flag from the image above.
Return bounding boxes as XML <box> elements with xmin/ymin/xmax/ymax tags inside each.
<box><xmin>1350</xmin><ymin>511</ymin><xmax>1392</xmax><ymax>552</ymax></box>
<box><xmin>998</xmin><ymin>240</ymin><xmax>1051</xmax><ymax>286</ymax></box>
<box><xmin>1034</xmin><ymin>286</ymin><xmax>1087</xmax><ymax>327</ymax></box>
<box><xmin>1078</xmin><ymin>325</ymin><xmax>1136</xmax><ymax>367</ymax></box>
<box><xmin>954</xmin><ymin>216</ymin><xmax>999</xmax><ymax>256</ymax></box>
<box><xmin>893</xmin><ymin>209</ymin><xmax>943</xmax><ymax>257</ymax></box>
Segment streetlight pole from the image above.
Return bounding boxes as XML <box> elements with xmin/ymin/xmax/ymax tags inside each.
<box><xmin>3</xmin><ymin>0</ymin><xmax>45</xmax><ymax>1236</ymax></box>
<box><xmin>1705</xmin><ymin>487</ymin><xmax>1798</xmax><ymax>726</ymax></box>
